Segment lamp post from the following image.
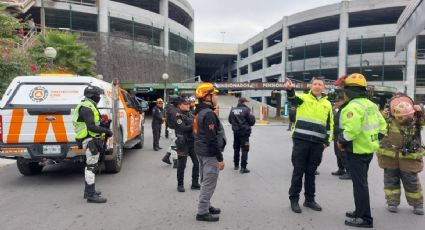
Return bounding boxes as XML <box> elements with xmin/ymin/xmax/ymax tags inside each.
<box><xmin>44</xmin><ymin>47</ymin><xmax>57</xmax><ymax>68</ymax></box>
<box><xmin>162</xmin><ymin>73</ymin><xmax>169</xmax><ymax>103</ymax></box>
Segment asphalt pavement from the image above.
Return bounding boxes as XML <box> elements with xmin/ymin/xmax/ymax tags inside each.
<box><xmin>0</xmin><ymin>120</ymin><xmax>424</xmax><ymax>230</ymax></box>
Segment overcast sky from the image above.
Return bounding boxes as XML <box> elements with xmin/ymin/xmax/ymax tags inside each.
<box><xmin>187</xmin><ymin>0</ymin><xmax>342</xmax><ymax>44</ymax></box>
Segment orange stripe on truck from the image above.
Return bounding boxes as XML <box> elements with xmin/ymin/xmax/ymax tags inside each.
<box><xmin>7</xmin><ymin>109</ymin><xmax>24</xmax><ymax>144</ymax></box>
<box><xmin>34</xmin><ymin>115</ymin><xmax>69</xmax><ymax>143</ymax></box>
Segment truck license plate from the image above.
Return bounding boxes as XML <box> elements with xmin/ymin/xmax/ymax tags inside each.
<box><xmin>43</xmin><ymin>145</ymin><xmax>61</xmax><ymax>154</ymax></box>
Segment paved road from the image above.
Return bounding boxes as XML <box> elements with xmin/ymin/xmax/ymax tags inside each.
<box><xmin>0</xmin><ymin>120</ymin><xmax>424</xmax><ymax>230</ymax></box>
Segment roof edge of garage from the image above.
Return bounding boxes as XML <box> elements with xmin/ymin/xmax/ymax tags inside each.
<box><xmin>195</xmin><ymin>42</ymin><xmax>238</xmax><ymax>55</ymax></box>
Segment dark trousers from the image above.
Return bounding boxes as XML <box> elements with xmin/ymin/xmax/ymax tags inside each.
<box><xmin>347</xmin><ymin>152</ymin><xmax>373</xmax><ymax>223</ymax></box>
<box><xmin>233</xmin><ymin>133</ymin><xmax>250</xmax><ymax>168</ymax></box>
<box><xmin>152</xmin><ymin>123</ymin><xmax>161</xmax><ymax>148</ymax></box>
<box><xmin>177</xmin><ymin>146</ymin><xmax>199</xmax><ymax>186</ymax></box>
<box><xmin>289</xmin><ymin>139</ymin><xmax>324</xmax><ymax>201</ymax></box>
<box><xmin>333</xmin><ymin>140</ymin><xmax>349</xmax><ymax>173</ymax></box>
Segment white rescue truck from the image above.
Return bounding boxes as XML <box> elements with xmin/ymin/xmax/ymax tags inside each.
<box><xmin>0</xmin><ymin>76</ymin><xmax>146</xmax><ymax>175</ymax></box>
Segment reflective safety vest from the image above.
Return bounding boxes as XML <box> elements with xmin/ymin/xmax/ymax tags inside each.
<box><xmin>340</xmin><ymin>98</ymin><xmax>387</xmax><ymax>154</ymax></box>
<box><xmin>291</xmin><ymin>91</ymin><xmax>334</xmax><ymax>144</ymax></box>
<box><xmin>72</xmin><ymin>99</ymin><xmax>101</xmax><ymax>140</ymax></box>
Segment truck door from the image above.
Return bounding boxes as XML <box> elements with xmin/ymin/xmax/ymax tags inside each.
<box><xmin>121</xmin><ymin>90</ymin><xmax>140</xmax><ymax>141</ymax></box>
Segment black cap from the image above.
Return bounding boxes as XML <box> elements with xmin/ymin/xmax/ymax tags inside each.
<box><xmin>178</xmin><ymin>97</ymin><xmax>190</xmax><ymax>105</ymax></box>
<box><xmin>238</xmin><ymin>97</ymin><xmax>249</xmax><ymax>104</ymax></box>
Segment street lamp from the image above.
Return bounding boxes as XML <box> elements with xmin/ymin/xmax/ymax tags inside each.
<box><xmin>162</xmin><ymin>73</ymin><xmax>169</xmax><ymax>103</ymax></box>
<box><xmin>44</xmin><ymin>47</ymin><xmax>57</xmax><ymax>68</ymax></box>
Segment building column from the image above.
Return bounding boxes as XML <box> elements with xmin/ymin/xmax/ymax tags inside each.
<box><xmin>406</xmin><ymin>38</ymin><xmax>417</xmax><ymax>99</ymax></box>
<box><xmin>98</xmin><ymin>0</ymin><xmax>109</xmax><ymax>33</ymax></box>
<box><xmin>338</xmin><ymin>1</ymin><xmax>349</xmax><ymax>77</ymax></box>
<box><xmin>160</xmin><ymin>0</ymin><xmax>169</xmax><ymax>56</ymax></box>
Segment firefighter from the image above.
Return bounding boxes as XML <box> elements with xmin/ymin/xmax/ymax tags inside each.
<box><xmin>228</xmin><ymin>97</ymin><xmax>256</xmax><ymax>173</ymax></box>
<box><xmin>377</xmin><ymin>94</ymin><xmax>424</xmax><ymax>215</ymax></box>
<box><xmin>152</xmin><ymin>98</ymin><xmax>164</xmax><ymax>151</ymax></box>
<box><xmin>194</xmin><ymin>82</ymin><xmax>226</xmax><ymax>222</ymax></box>
<box><xmin>162</xmin><ymin>97</ymin><xmax>179</xmax><ymax>167</ymax></box>
<box><xmin>337</xmin><ymin>73</ymin><xmax>387</xmax><ymax>228</ymax></box>
<box><xmin>175</xmin><ymin>97</ymin><xmax>200</xmax><ymax>192</ymax></box>
<box><xmin>285</xmin><ymin>77</ymin><xmax>334</xmax><ymax>214</ymax></box>
<box><xmin>73</xmin><ymin>86</ymin><xmax>112</xmax><ymax>203</ymax></box>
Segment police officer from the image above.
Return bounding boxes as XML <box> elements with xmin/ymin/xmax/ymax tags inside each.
<box><xmin>152</xmin><ymin>98</ymin><xmax>164</xmax><ymax>151</ymax></box>
<box><xmin>162</xmin><ymin>97</ymin><xmax>179</xmax><ymax>167</ymax></box>
<box><xmin>285</xmin><ymin>77</ymin><xmax>334</xmax><ymax>214</ymax></box>
<box><xmin>194</xmin><ymin>83</ymin><xmax>226</xmax><ymax>222</ymax></box>
<box><xmin>175</xmin><ymin>97</ymin><xmax>200</xmax><ymax>192</ymax></box>
<box><xmin>228</xmin><ymin>97</ymin><xmax>255</xmax><ymax>173</ymax></box>
<box><xmin>73</xmin><ymin>86</ymin><xmax>112</xmax><ymax>203</ymax></box>
<box><xmin>337</xmin><ymin>73</ymin><xmax>387</xmax><ymax>228</ymax></box>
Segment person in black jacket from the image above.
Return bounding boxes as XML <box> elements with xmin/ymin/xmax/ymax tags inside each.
<box><xmin>228</xmin><ymin>97</ymin><xmax>256</xmax><ymax>173</ymax></box>
<box><xmin>152</xmin><ymin>98</ymin><xmax>164</xmax><ymax>151</ymax></box>
<box><xmin>162</xmin><ymin>97</ymin><xmax>179</xmax><ymax>167</ymax></box>
<box><xmin>175</xmin><ymin>97</ymin><xmax>200</xmax><ymax>192</ymax></box>
<box><xmin>194</xmin><ymin>83</ymin><xmax>226</xmax><ymax>222</ymax></box>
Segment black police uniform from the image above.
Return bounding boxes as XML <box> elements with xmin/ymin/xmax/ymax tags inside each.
<box><xmin>333</xmin><ymin>106</ymin><xmax>350</xmax><ymax>177</ymax></box>
<box><xmin>152</xmin><ymin>105</ymin><xmax>163</xmax><ymax>150</ymax></box>
<box><xmin>228</xmin><ymin>103</ymin><xmax>255</xmax><ymax>170</ymax></box>
<box><xmin>175</xmin><ymin>103</ymin><xmax>200</xmax><ymax>190</ymax></box>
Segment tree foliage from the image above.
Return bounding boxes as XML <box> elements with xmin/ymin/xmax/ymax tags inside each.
<box><xmin>29</xmin><ymin>30</ymin><xmax>96</xmax><ymax>76</ymax></box>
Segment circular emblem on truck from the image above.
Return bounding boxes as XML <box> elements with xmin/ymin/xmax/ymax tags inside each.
<box><xmin>29</xmin><ymin>86</ymin><xmax>48</xmax><ymax>102</ymax></box>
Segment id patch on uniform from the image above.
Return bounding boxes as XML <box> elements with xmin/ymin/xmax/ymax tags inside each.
<box><xmin>347</xmin><ymin>111</ymin><xmax>354</xmax><ymax>119</ymax></box>
<box><xmin>177</xmin><ymin>119</ymin><xmax>183</xmax><ymax>125</ymax></box>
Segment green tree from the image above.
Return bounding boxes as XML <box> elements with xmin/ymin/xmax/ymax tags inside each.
<box><xmin>0</xmin><ymin>4</ymin><xmax>31</xmax><ymax>96</ymax></box>
<box><xmin>29</xmin><ymin>30</ymin><xmax>96</xmax><ymax>76</ymax></box>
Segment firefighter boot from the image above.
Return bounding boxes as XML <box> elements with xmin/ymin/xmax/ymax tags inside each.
<box><xmin>86</xmin><ymin>184</ymin><xmax>107</xmax><ymax>203</ymax></box>
<box><xmin>162</xmin><ymin>152</ymin><xmax>172</xmax><ymax>165</ymax></box>
<box><xmin>413</xmin><ymin>206</ymin><xmax>424</xmax><ymax>215</ymax></box>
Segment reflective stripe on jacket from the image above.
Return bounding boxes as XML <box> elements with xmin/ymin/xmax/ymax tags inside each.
<box><xmin>288</xmin><ymin>90</ymin><xmax>334</xmax><ymax>145</ymax></box>
<box><xmin>72</xmin><ymin>100</ymin><xmax>101</xmax><ymax>140</ymax></box>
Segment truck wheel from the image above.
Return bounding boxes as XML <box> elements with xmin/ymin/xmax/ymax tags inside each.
<box><xmin>17</xmin><ymin>159</ymin><xmax>43</xmax><ymax>176</ymax></box>
<box><xmin>104</xmin><ymin>131</ymin><xmax>123</xmax><ymax>173</ymax></box>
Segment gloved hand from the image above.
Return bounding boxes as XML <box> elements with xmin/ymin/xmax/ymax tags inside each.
<box><xmin>105</xmin><ymin>129</ymin><xmax>113</xmax><ymax>138</ymax></box>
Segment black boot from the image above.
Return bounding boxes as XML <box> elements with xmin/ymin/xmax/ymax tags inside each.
<box><xmin>177</xmin><ymin>185</ymin><xmax>185</xmax><ymax>192</ymax></box>
<box><xmin>84</xmin><ymin>182</ymin><xmax>101</xmax><ymax>199</ymax></box>
<box><xmin>240</xmin><ymin>168</ymin><xmax>250</xmax><ymax>174</ymax></box>
<box><xmin>345</xmin><ymin>218</ymin><xmax>373</xmax><ymax>228</ymax></box>
<box><xmin>290</xmin><ymin>200</ymin><xmax>302</xmax><ymax>213</ymax></box>
<box><xmin>332</xmin><ymin>169</ymin><xmax>345</xmax><ymax>176</ymax></box>
<box><xmin>162</xmin><ymin>152</ymin><xmax>172</xmax><ymax>165</ymax></box>
<box><xmin>85</xmin><ymin>184</ymin><xmax>107</xmax><ymax>203</ymax></box>
<box><xmin>304</xmin><ymin>200</ymin><xmax>322</xmax><ymax>211</ymax></box>
<box><xmin>209</xmin><ymin>206</ymin><xmax>221</xmax><ymax>214</ymax></box>
<box><xmin>191</xmin><ymin>182</ymin><xmax>201</xmax><ymax>190</ymax></box>
<box><xmin>196</xmin><ymin>213</ymin><xmax>219</xmax><ymax>222</ymax></box>
<box><xmin>339</xmin><ymin>173</ymin><xmax>352</xmax><ymax>180</ymax></box>
<box><xmin>173</xmin><ymin>159</ymin><xmax>178</xmax><ymax>169</ymax></box>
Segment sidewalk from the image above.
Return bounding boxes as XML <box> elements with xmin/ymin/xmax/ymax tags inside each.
<box><xmin>0</xmin><ymin>159</ymin><xmax>14</xmax><ymax>168</ymax></box>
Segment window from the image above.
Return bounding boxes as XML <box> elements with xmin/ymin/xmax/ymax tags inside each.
<box><xmin>251</xmin><ymin>60</ymin><xmax>263</xmax><ymax>72</ymax></box>
<box><xmin>287</xmin><ymin>41</ymin><xmax>339</xmax><ymax>61</ymax></box>
<box><xmin>267</xmin><ymin>53</ymin><xmax>282</xmax><ymax>67</ymax></box>
<box><xmin>267</xmin><ymin>30</ymin><xmax>282</xmax><ymax>47</ymax></box>
<box><xmin>240</xmin><ymin>65</ymin><xmax>248</xmax><ymax>75</ymax></box>
<box><xmin>349</xmin><ymin>7</ymin><xmax>405</xmax><ymax>28</ymax></box>
<box><xmin>251</xmin><ymin>41</ymin><xmax>263</xmax><ymax>54</ymax></box>
<box><xmin>347</xmin><ymin>36</ymin><xmax>396</xmax><ymax>55</ymax></box>
<box><xmin>169</xmin><ymin>2</ymin><xmax>192</xmax><ymax>29</ymax></box>
<box><xmin>113</xmin><ymin>0</ymin><xmax>160</xmax><ymax>13</ymax></box>
<box><xmin>240</xmin><ymin>49</ymin><xmax>249</xmax><ymax>59</ymax></box>
<box><xmin>289</xmin><ymin>15</ymin><xmax>340</xmax><ymax>38</ymax></box>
